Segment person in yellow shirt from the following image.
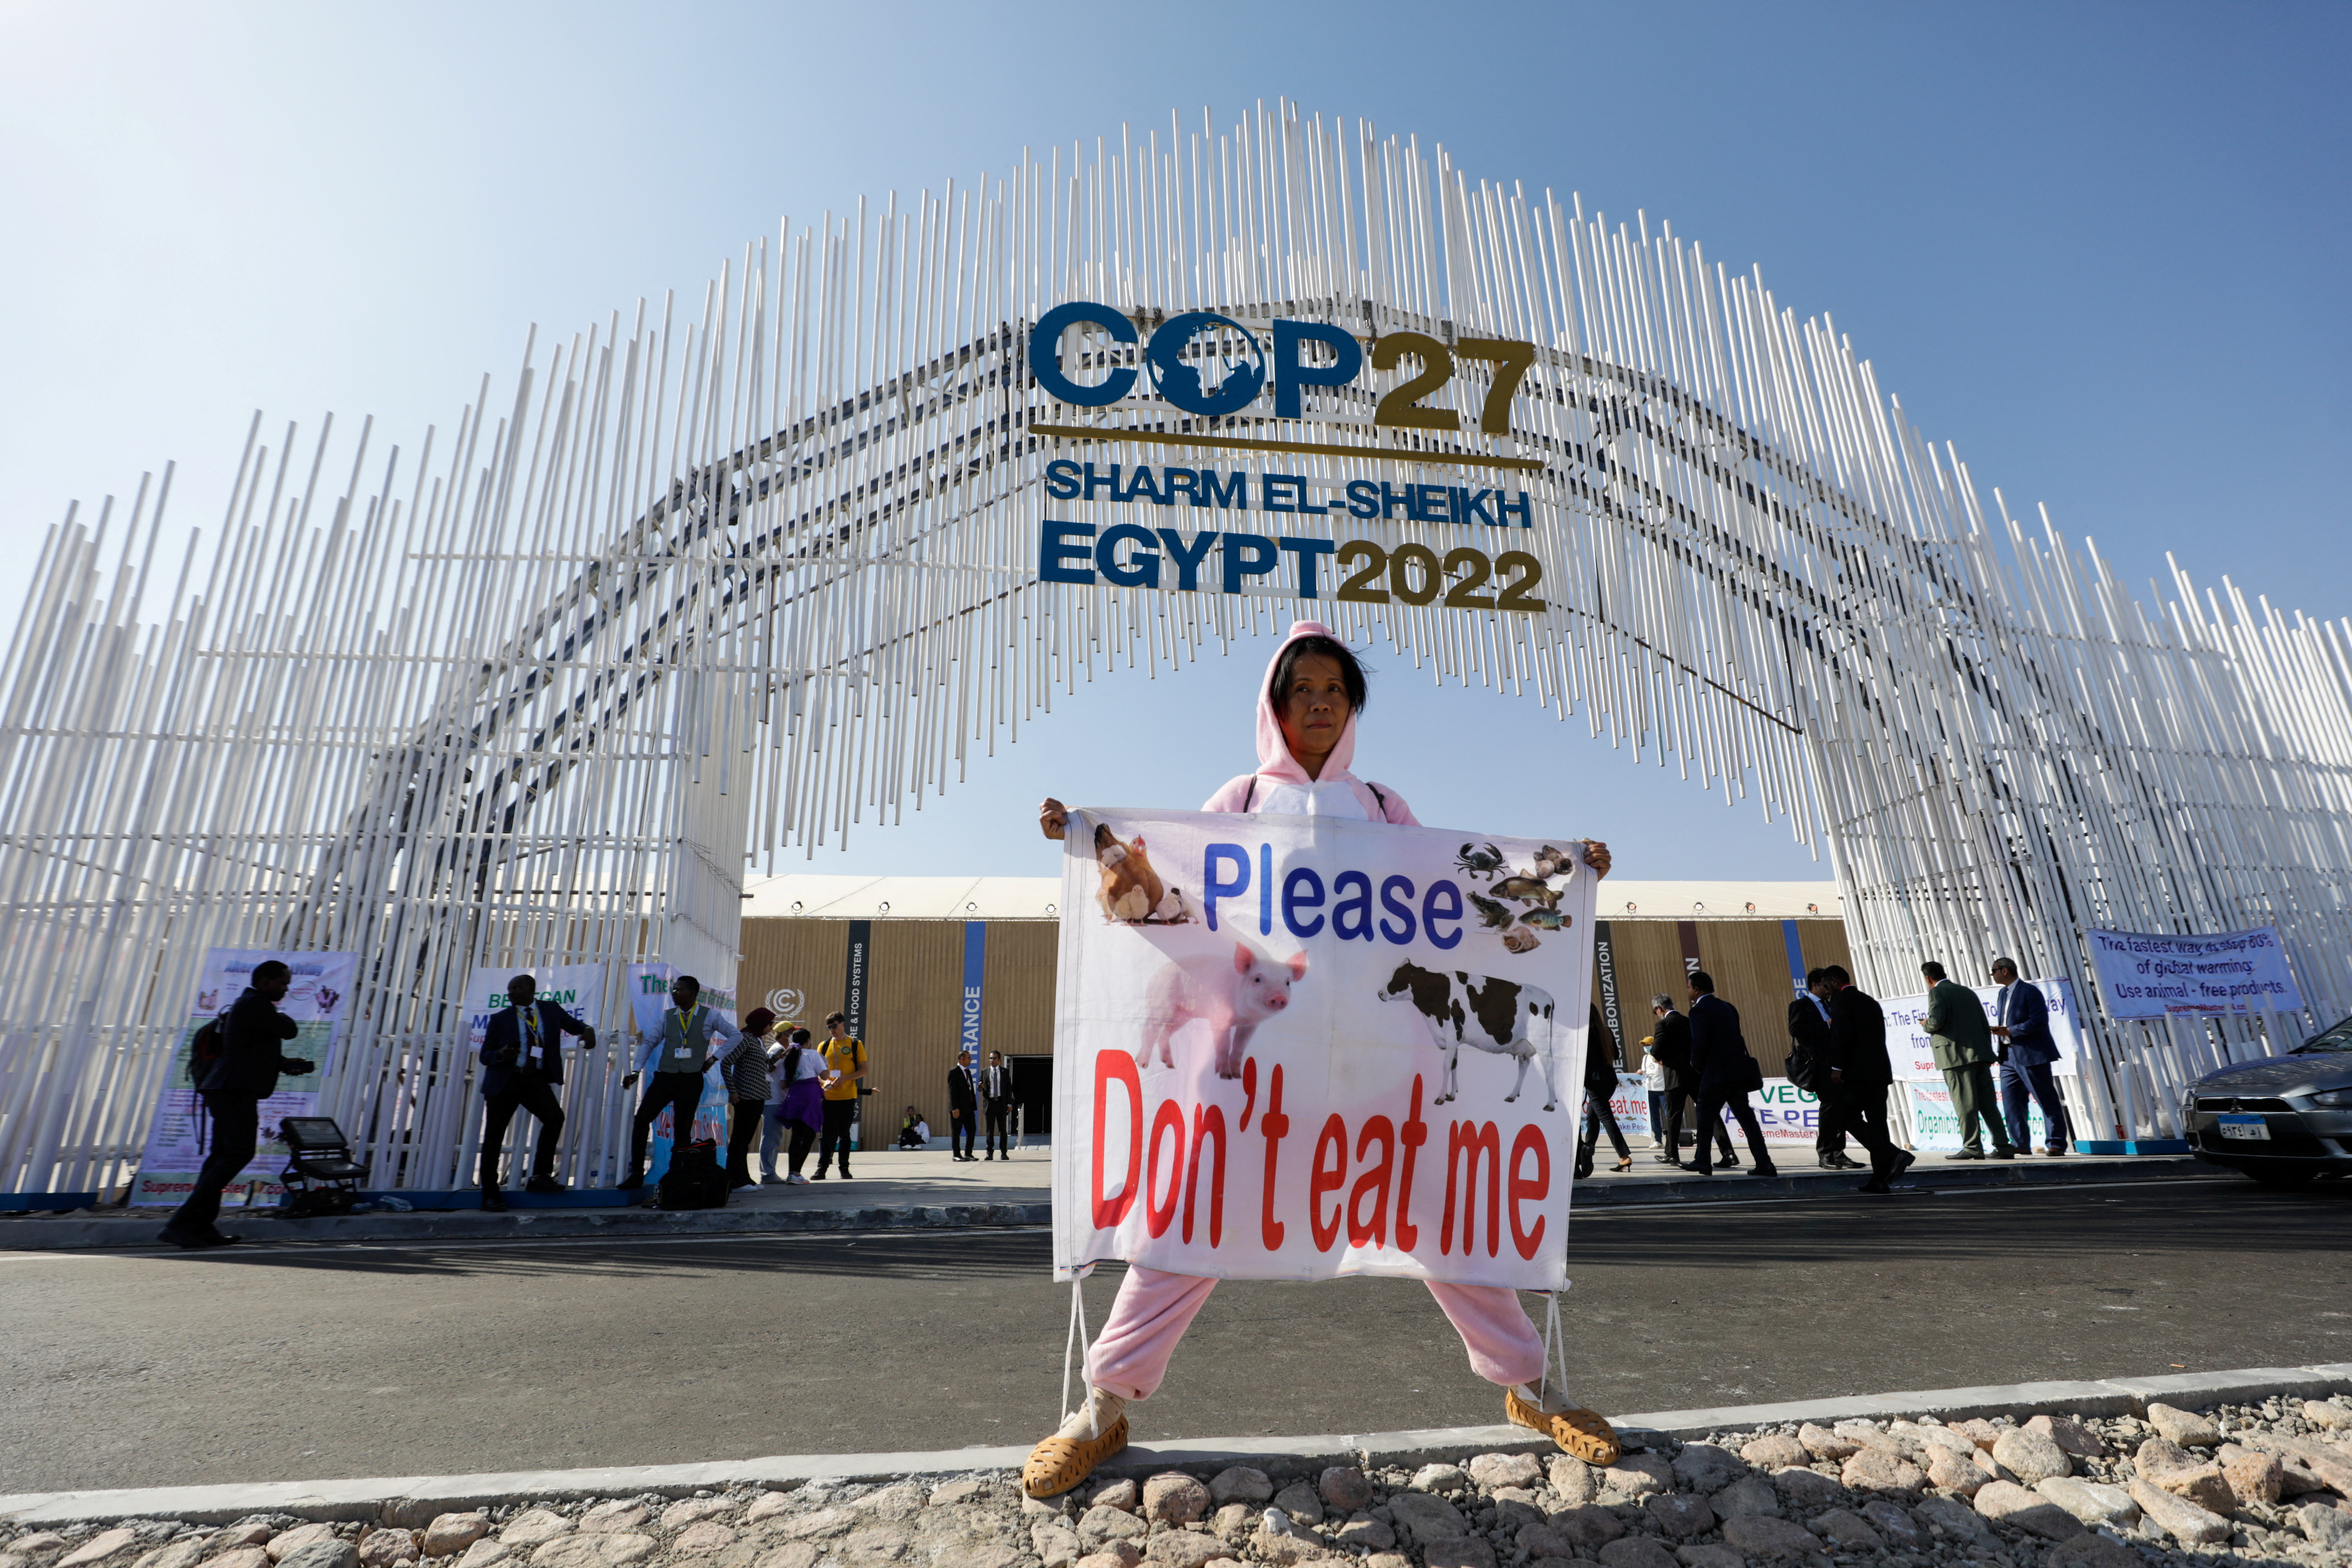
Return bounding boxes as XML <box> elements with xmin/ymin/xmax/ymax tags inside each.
<box><xmin>815</xmin><ymin>1010</ymin><xmax>868</xmax><ymax>1179</ymax></box>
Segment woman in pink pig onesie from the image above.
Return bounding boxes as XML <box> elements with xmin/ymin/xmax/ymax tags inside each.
<box><xmin>1028</xmin><ymin>619</ymin><xmax>1620</xmax><ymax>1497</ymax></box>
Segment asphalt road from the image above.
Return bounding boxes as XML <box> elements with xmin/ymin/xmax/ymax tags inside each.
<box><xmin>5</xmin><ymin>1175</ymin><xmax>2347</xmax><ymax>1495</ymax></box>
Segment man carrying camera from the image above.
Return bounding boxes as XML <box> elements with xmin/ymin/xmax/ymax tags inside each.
<box><xmin>476</xmin><ymin>974</ymin><xmax>597</xmax><ymax>1210</ymax></box>
<box><xmin>160</xmin><ymin>960</ymin><xmax>315</xmax><ymax>1250</ymax></box>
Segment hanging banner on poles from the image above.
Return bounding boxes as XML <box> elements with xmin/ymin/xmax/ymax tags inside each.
<box><xmin>1885</xmin><ymin>977</ymin><xmax>2086</xmax><ymax>1081</ymax></box>
<box><xmin>2085</xmin><ymin>927</ymin><xmax>2302</xmax><ymax>1019</ymax></box>
<box><xmin>129</xmin><ymin>949</ymin><xmax>359</xmax><ymax>1208</ymax></box>
<box><xmin>462</xmin><ymin>964</ymin><xmax>609</xmax><ymax>1057</ymax></box>
<box><xmin>1052</xmin><ymin>809</ymin><xmax>1597</xmax><ymax>1290</ymax></box>
<box><xmin>622</xmin><ymin>963</ymin><xmax>739</xmax><ymax>1182</ymax></box>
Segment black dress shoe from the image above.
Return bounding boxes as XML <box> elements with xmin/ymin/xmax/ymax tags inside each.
<box><xmin>1946</xmin><ymin>1149</ymin><xmax>1985</xmax><ymax>1160</ymax></box>
<box><xmin>1857</xmin><ymin>1179</ymin><xmax>1893</xmax><ymax>1194</ymax></box>
<box><xmin>526</xmin><ymin>1176</ymin><xmax>564</xmax><ymax>1194</ymax></box>
<box><xmin>616</xmin><ymin>1173</ymin><xmax>644</xmax><ymax>1190</ymax></box>
<box><xmin>481</xmin><ymin>1189</ymin><xmax>509</xmax><ymax>1211</ymax></box>
<box><xmin>1750</xmin><ymin>1163</ymin><xmax>1779</xmax><ymax>1178</ymax></box>
<box><xmin>1892</xmin><ymin>1149</ymin><xmax>1918</xmax><ymax>1178</ymax></box>
<box><xmin>1990</xmin><ymin>1148</ymin><xmax>2018</xmax><ymax>1160</ymax></box>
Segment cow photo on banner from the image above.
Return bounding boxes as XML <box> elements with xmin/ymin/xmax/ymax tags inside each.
<box><xmin>1052</xmin><ymin>809</ymin><xmax>1597</xmax><ymax>1290</ymax></box>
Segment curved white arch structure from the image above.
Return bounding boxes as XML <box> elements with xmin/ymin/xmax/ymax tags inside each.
<box><xmin>3</xmin><ymin>106</ymin><xmax>2348</xmax><ymax>1194</ymax></box>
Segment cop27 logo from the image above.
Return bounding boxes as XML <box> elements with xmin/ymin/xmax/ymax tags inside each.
<box><xmin>1030</xmin><ymin>303</ymin><xmax>1535</xmax><ymax>432</ymax></box>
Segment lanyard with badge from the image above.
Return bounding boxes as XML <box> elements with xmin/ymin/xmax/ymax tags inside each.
<box><xmin>669</xmin><ymin>1006</ymin><xmax>701</xmax><ymax>1068</ymax></box>
<box><xmin>525</xmin><ymin>1004</ymin><xmax>544</xmax><ymax>1066</ymax></box>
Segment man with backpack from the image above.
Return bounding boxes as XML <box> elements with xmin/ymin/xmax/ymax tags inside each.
<box><xmin>475</xmin><ymin>974</ymin><xmax>597</xmax><ymax>1211</ymax></box>
<box><xmin>160</xmin><ymin>960</ymin><xmax>316</xmax><ymax>1250</ymax></box>
<box><xmin>617</xmin><ymin>974</ymin><xmax>742</xmax><ymax>1190</ymax></box>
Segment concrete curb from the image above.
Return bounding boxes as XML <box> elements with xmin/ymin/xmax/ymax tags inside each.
<box><xmin>0</xmin><ymin>1155</ymin><xmax>2215</xmax><ymax>1252</ymax></box>
<box><xmin>6</xmin><ymin>1361</ymin><xmax>2344</xmax><ymax>1527</ymax></box>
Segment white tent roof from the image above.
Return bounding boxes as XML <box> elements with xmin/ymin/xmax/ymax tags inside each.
<box><xmin>741</xmin><ymin>874</ymin><xmax>1840</xmax><ymax>921</ymax></box>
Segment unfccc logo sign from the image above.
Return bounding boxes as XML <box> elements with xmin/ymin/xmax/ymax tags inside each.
<box><xmin>1028</xmin><ymin>301</ymin><xmax>1535</xmax><ymax>434</ymax></box>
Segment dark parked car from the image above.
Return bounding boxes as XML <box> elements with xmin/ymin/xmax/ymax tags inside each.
<box><xmin>2184</xmin><ymin>1013</ymin><xmax>2352</xmax><ymax>1187</ymax></box>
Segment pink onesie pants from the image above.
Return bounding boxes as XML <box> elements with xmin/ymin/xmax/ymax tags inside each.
<box><xmin>1085</xmin><ymin>1264</ymin><xmax>1547</xmax><ymax>1402</ymax></box>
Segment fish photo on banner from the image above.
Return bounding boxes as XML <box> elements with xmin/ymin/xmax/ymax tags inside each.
<box><xmin>1051</xmin><ymin>808</ymin><xmax>1599</xmax><ymax>1290</ymax></box>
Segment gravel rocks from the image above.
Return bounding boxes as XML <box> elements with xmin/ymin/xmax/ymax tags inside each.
<box><xmin>1139</xmin><ymin>1474</ymin><xmax>1208</xmax><ymax>1525</ymax></box>
<box><xmin>1991</xmin><ymin>1424</ymin><xmax>2073</xmax><ymax>1484</ymax></box>
<box><xmin>16</xmin><ymin>1391</ymin><xmax>2352</xmax><ymax>1568</ymax></box>
<box><xmin>1971</xmin><ymin>1479</ymin><xmax>2085</xmax><ymax>1540</ymax></box>
<box><xmin>2129</xmin><ymin>1476</ymin><xmax>2234</xmax><ymax>1544</ymax></box>
<box><xmin>2146</xmin><ymin>1401</ymin><xmax>2225</xmax><ymax>1447</ymax></box>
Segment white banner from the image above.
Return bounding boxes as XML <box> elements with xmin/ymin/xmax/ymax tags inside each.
<box><xmin>2085</xmin><ymin>927</ymin><xmax>2302</xmax><ymax>1019</ymax></box>
<box><xmin>1052</xmin><ymin>809</ymin><xmax>1597</xmax><ymax>1289</ymax></box>
<box><xmin>1905</xmin><ymin>1081</ymin><xmax>2059</xmax><ymax>1151</ymax></box>
<box><xmin>462</xmin><ymin>964</ymin><xmax>610</xmax><ymax>1058</ymax></box>
<box><xmin>623</xmin><ymin>963</ymin><xmax>739</xmax><ymax>1181</ymax></box>
<box><xmin>1599</xmin><ymin>1072</ymin><xmax>1651</xmax><ymax>1141</ymax></box>
<box><xmin>130</xmin><ymin>949</ymin><xmax>359</xmax><ymax>1208</ymax></box>
<box><xmin>1723</xmin><ymin>1078</ymin><xmax>1826</xmax><ymax>1143</ymax></box>
<box><xmin>1885</xmin><ymin>977</ymin><xmax>2085</xmax><ymax>1081</ymax></box>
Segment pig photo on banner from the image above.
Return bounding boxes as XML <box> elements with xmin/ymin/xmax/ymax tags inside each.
<box><xmin>1052</xmin><ymin>808</ymin><xmax>1598</xmax><ymax>1290</ymax></box>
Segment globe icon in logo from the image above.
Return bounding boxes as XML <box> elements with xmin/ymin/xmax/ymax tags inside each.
<box><xmin>1143</xmin><ymin>312</ymin><xmax>1265</xmax><ymax>417</ymax></box>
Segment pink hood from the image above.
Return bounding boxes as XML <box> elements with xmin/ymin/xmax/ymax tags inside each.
<box><xmin>1201</xmin><ymin>620</ymin><xmax>1417</xmax><ymax>824</ymax></box>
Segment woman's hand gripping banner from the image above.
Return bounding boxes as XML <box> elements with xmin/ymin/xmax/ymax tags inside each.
<box><xmin>1051</xmin><ymin>810</ymin><xmax>1597</xmax><ymax>1289</ymax></box>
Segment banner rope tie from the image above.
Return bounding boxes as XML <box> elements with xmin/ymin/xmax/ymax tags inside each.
<box><xmin>1539</xmin><ymin>1285</ymin><xmax>1570</xmax><ymax>1408</ymax></box>
<box><xmin>1061</xmin><ymin>1264</ymin><xmax>1095</xmax><ymax>1422</ymax></box>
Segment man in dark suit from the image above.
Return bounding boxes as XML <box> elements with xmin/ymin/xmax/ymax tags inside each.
<box><xmin>1686</xmin><ymin>972</ymin><xmax>1776</xmax><ymax>1178</ymax></box>
<box><xmin>1647</xmin><ymin>993</ymin><xmax>1734</xmax><ymax>1169</ymax></box>
<box><xmin>981</xmin><ymin>1049</ymin><xmax>1017</xmax><ymax>1161</ymax></box>
<box><xmin>477</xmin><ymin>974</ymin><xmax>597</xmax><ymax>1210</ymax></box>
<box><xmin>946</xmin><ymin>1048</ymin><xmax>979</xmax><ymax>1161</ymax></box>
<box><xmin>161</xmin><ymin>960</ymin><xmax>317</xmax><ymax>1250</ymax></box>
<box><xmin>1823</xmin><ymin>964</ymin><xmax>1913</xmax><ymax>1193</ymax></box>
<box><xmin>1789</xmin><ymin>970</ymin><xmax>1856</xmax><ymax>1169</ymax></box>
<box><xmin>1990</xmin><ymin>958</ymin><xmax>2071</xmax><ymax>1156</ymax></box>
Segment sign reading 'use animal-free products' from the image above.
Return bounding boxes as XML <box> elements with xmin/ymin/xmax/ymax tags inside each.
<box><xmin>1051</xmin><ymin>809</ymin><xmax>1598</xmax><ymax>1290</ymax></box>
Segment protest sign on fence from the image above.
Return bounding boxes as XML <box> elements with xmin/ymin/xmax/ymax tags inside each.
<box><xmin>1905</xmin><ymin>1081</ymin><xmax>2058</xmax><ymax>1151</ymax></box>
<box><xmin>129</xmin><ymin>949</ymin><xmax>358</xmax><ymax>1208</ymax></box>
<box><xmin>1602</xmin><ymin>1073</ymin><xmax>1650</xmax><ymax>1142</ymax></box>
<box><xmin>1885</xmin><ymin>978</ymin><xmax>2084</xmax><ymax>1081</ymax></box>
<box><xmin>462</xmin><ymin>964</ymin><xmax>610</xmax><ymax>1059</ymax></box>
<box><xmin>622</xmin><ymin>963</ymin><xmax>739</xmax><ymax>1181</ymax></box>
<box><xmin>1730</xmin><ymin>1078</ymin><xmax>1824</xmax><ymax>1142</ymax></box>
<box><xmin>1053</xmin><ymin>809</ymin><xmax>1597</xmax><ymax>1289</ymax></box>
<box><xmin>2085</xmin><ymin>928</ymin><xmax>2302</xmax><ymax>1019</ymax></box>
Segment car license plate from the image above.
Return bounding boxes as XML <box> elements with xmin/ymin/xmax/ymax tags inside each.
<box><xmin>2217</xmin><ymin>1113</ymin><xmax>2270</xmax><ymax>1141</ymax></box>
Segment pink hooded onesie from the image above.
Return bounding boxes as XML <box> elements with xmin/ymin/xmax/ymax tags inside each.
<box><xmin>1082</xmin><ymin>620</ymin><xmax>1548</xmax><ymax>1403</ymax></box>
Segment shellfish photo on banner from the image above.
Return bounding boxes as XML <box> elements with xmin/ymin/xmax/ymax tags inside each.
<box><xmin>1052</xmin><ymin>809</ymin><xmax>1598</xmax><ymax>1290</ymax></box>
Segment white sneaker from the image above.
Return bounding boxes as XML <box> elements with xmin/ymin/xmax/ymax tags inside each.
<box><xmin>1053</xmin><ymin>1385</ymin><xmax>1127</xmax><ymax>1442</ymax></box>
<box><xmin>786</xmin><ymin>1172</ymin><xmax>810</xmax><ymax>1185</ymax></box>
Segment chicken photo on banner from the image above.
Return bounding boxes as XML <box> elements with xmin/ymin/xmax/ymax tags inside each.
<box><xmin>1052</xmin><ymin>810</ymin><xmax>1598</xmax><ymax>1290</ymax></box>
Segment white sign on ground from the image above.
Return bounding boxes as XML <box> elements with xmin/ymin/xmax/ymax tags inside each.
<box><xmin>130</xmin><ymin>949</ymin><xmax>358</xmax><ymax>1208</ymax></box>
<box><xmin>1052</xmin><ymin>809</ymin><xmax>1596</xmax><ymax>1289</ymax></box>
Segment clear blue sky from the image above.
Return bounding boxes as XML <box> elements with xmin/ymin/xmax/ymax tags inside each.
<box><xmin>2</xmin><ymin>1</ymin><xmax>2343</xmax><ymax>883</ymax></box>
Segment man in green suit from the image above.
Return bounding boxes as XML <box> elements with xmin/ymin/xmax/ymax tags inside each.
<box><xmin>1922</xmin><ymin>961</ymin><xmax>2017</xmax><ymax>1160</ymax></box>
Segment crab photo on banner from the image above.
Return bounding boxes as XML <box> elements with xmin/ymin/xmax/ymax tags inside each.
<box><xmin>1052</xmin><ymin>809</ymin><xmax>1598</xmax><ymax>1290</ymax></box>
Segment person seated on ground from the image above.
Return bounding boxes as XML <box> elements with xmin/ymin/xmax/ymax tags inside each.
<box><xmin>1023</xmin><ymin>620</ymin><xmax>1621</xmax><ymax>1500</ymax></box>
<box><xmin>894</xmin><ymin>1107</ymin><xmax>927</xmax><ymax>1149</ymax></box>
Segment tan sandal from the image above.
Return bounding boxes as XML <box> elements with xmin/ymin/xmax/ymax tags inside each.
<box><xmin>1022</xmin><ymin>1413</ymin><xmax>1129</xmax><ymax>1498</ymax></box>
<box><xmin>1506</xmin><ymin>1386</ymin><xmax>1622</xmax><ymax>1466</ymax></box>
